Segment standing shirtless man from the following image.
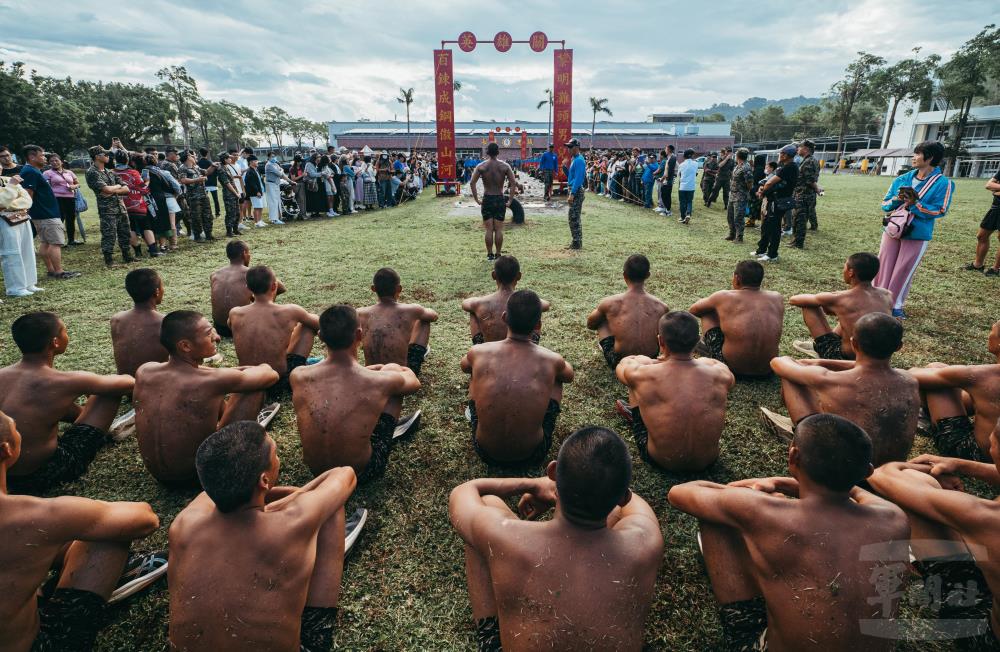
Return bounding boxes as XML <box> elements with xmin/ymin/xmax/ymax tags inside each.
<box><xmin>210</xmin><ymin>240</ymin><xmax>285</xmax><ymax>338</ymax></box>
<box><xmin>616</xmin><ymin>311</ymin><xmax>735</xmax><ymax>471</ymax></box>
<box><xmin>688</xmin><ymin>260</ymin><xmax>784</xmax><ymax>378</ymax></box>
<box><xmin>790</xmin><ymin>252</ymin><xmax>892</xmax><ymax>359</ymax></box>
<box><xmin>293</xmin><ymin>305</ymin><xmax>422</xmax><ymax>483</ymax></box>
<box><xmin>449</xmin><ymin>426</ymin><xmax>663</xmax><ymax>652</ymax></box>
<box><xmin>358</xmin><ymin>267</ymin><xmax>437</xmax><ymax>377</ymax></box>
<box><xmin>462</xmin><ymin>290</ymin><xmax>574</xmax><ymax>466</ymax></box>
<box><xmin>134</xmin><ymin>310</ymin><xmax>278</xmax><ymax>488</ymax></box>
<box><xmin>169</xmin><ymin>421</ymin><xmax>363</xmax><ymax>651</ymax></box>
<box><xmin>907</xmin><ymin>319</ymin><xmax>1000</xmax><ymax>461</ymax></box>
<box><xmin>0</xmin><ymin>312</ymin><xmax>134</xmax><ymax>495</ymax></box>
<box><xmin>0</xmin><ymin>411</ymin><xmax>165</xmax><ymax>652</ymax></box>
<box><xmin>669</xmin><ymin>414</ymin><xmax>910</xmax><ymax>652</ymax></box>
<box><xmin>111</xmin><ymin>268</ymin><xmax>168</xmax><ymax>378</ymax></box>
<box><xmin>766</xmin><ymin>312</ymin><xmax>919</xmax><ymax>465</ymax></box>
<box><xmin>229</xmin><ymin>265</ymin><xmax>319</xmax><ymax>398</ymax></box>
<box><xmin>587</xmin><ymin>254</ymin><xmax>670</xmax><ymax>372</ymax></box>
<box><xmin>869</xmin><ymin>435</ymin><xmax>1000</xmax><ymax>651</ymax></box>
<box><xmin>470</xmin><ymin>142</ymin><xmax>516</xmax><ymax>260</ymax></box>
<box><xmin>462</xmin><ymin>255</ymin><xmax>550</xmax><ymax>344</ymax></box>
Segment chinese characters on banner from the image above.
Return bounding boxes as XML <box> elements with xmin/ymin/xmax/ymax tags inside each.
<box><xmin>520</xmin><ymin>131</ymin><xmax>528</xmax><ymax>160</ymax></box>
<box><xmin>434</xmin><ymin>49</ymin><xmax>456</xmax><ymax>182</ymax></box>
<box><xmin>552</xmin><ymin>49</ymin><xmax>573</xmax><ymax>181</ymax></box>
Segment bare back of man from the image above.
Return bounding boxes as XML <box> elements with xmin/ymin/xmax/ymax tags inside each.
<box><xmin>464</xmin><ymin>290</ymin><xmax>551</xmax><ymax>343</ymax></box>
<box><xmin>111</xmin><ymin>308</ymin><xmax>167</xmax><ymax>378</ymax></box>
<box><xmin>618</xmin><ymin>355</ymin><xmax>734</xmax><ymax>470</ymax></box>
<box><xmin>690</xmin><ymin>288</ymin><xmax>784</xmax><ymax>377</ymax></box>
<box><xmin>230</xmin><ymin>302</ymin><xmax>317</xmax><ymax>376</ymax></box>
<box><xmin>463</xmin><ymin>339</ymin><xmax>573</xmax><ymax>464</ymax></box>
<box><xmin>471</xmin><ymin>152</ymin><xmax>517</xmax><ymax>258</ymax></box>
<box><xmin>293</xmin><ymin>360</ymin><xmax>416</xmax><ymax>477</ymax></box>
<box><xmin>792</xmin><ymin>285</ymin><xmax>892</xmax><ymax>359</ymax></box>
<box><xmin>589</xmin><ymin>291</ymin><xmax>669</xmax><ymax>364</ymax></box>
<box><xmin>358</xmin><ymin>301</ymin><xmax>435</xmax><ymax>374</ymax></box>
<box><xmin>210</xmin><ymin>264</ymin><xmax>251</xmax><ymax>334</ymax></box>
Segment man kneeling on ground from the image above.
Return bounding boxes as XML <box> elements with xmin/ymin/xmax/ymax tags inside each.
<box><xmin>449</xmin><ymin>426</ymin><xmax>663</xmax><ymax>652</ymax></box>
<box><xmin>688</xmin><ymin>260</ymin><xmax>784</xmax><ymax>378</ymax></box>
<box><xmin>587</xmin><ymin>254</ymin><xmax>669</xmax><ymax>371</ymax></box>
<box><xmin>669</xmin><ymin>414</ymin><xmax>910</xmax><ymax>652</ymax></box>
<box><xmin>293</xmin><ymin>305</ymin><xmax>421</xmax><ymax>483</ymax></box>
<box><xmin>462</xmin><ymin>290</ymin><xmax>574</xmax><ymax>466</ymax></box>
<box><xmin>869</xmin><ymin>425</ymin><xmax>1000</xmax><ymax>651</ymax></box>
<box><xmin>789</xmin><ymin>252</ymin><xmax>892</xmax><ymax>360</ymax></box>
<box><xmin>169</xmin><ymin>421</ymin><xmax>366</xmax><ymax>651</ymax></box>
<box><xmin>767</xmin><ymin>312</ymin><xmax>919</xmax><ymax>465</ymax></box>
<box><xmin>616</xmin><ymin>311</ymin><xmax>734</xmax><ymax>471</ymax></box>
<box><xmin>359</xmin><ymin>267</ymin><xmax>437</xmax><ymax>377</ymax></box>
<box><xmin>135</xmin><ymin>310</ymin><xmax>279</xmax><ymax>488</ymax></box>
<box><xmin>0</xmin><ymin>410</ymin><xmax>166</xmax><ymax>651</ymax></box>
<box><xmin>907</xmin><ymin>319</ymin><xmax>1000</xmax><ymax>461</ymax></box>
<box><xmin>0</xmin><ymin>311</ymin><xmax>134</xmax><ymax>495</ymax></box>
<box><xmin>462</xmin><ymin>255</ymin><xmax>550</xmax><ymax>344</ymax></box>
<box><xmin>230</xmin><ymin>264</ymin><xmax>319</xmax><ymax>399</ymax></box>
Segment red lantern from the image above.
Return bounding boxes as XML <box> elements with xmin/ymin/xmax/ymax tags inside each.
<box><xmin>505</xmin><ymin>127</ymin><xmax>511</xmax><ymax>132</ymax></box>
<box><xmin>493</xmin><ymin>31</ymin><xmax>512</xmax><ymax>53</ymax></box>
<box><xmin>529</xmin><ymin>31</ymin><xmax>548</xmax><ymax>53</ymax></box>
<box><xmin>494</xmin><ymin>127</ymin><xmax>501</xmax><ymax>132</ymax></box>
<box><xmin>514</xmin><ymin>126</ymin><xmax>521</xmax><ymax>132</ymax></box>
<box><xmin>458</xmin><ymin>32</ymin><xmax>477</xmax><ymax>52</ymax></box>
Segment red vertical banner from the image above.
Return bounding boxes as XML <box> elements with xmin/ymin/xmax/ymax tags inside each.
<box><xmin>520</xmin><ymin>131</ymin><xmax>527</xmax><ymax>160</ymax></box>
<box><xmin>434</xmin><ymin>49</ymin><xmax>456</xmax><ymax>182</ymax></box>
<box><xmin>552</xmin><ymin>49</ymin><xmax>573</xmax><ymax>181</ymax></box>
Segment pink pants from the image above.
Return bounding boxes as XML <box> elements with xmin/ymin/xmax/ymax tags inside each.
<box><xmin>874</xmin><ymin>232</ymin><xmax>930</xmax><ymax>311</ymax></box>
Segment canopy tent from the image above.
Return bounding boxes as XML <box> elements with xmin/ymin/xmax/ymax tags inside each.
<box><xmin>850</xmin><ymin>147</ymin><xmax>914</xmax><ymax>158</ymax></box>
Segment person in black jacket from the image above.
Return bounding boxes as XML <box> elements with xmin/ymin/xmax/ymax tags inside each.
<box><xmin>657</xmin><ymin>145</ymin><xmax>677</xmax><ymax>216</ymax></box>
<box><xmin>244</xmin><ymin>156</ymin><xmax>267</xmax><ymax>228</ymax></box>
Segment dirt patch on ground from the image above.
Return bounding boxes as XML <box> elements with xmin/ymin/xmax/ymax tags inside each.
<box><xmin>409</xmin><ymin>287</ymin><xmax>437</xmax><ymax>302</ymax></box>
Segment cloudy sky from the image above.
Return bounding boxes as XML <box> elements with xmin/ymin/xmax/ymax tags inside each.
<box><xmin>0</xmin><ymin>1</ymin><xmax>992</xmax><ymax>123</ymax></box>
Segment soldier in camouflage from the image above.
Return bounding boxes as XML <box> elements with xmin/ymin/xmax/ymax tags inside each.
<box><xmin>84</xmin><ymin>146</ymin><xmax>134</xmax><ymax>267</ymax></box>
<box><xmin>701</xmin><ymin>154</ymin><xmax>718</xmax><ymax>205</ymax></box>
<box><xmin>707</xmin><ymin>146</ymin><xmax>734</xmax><ymax>209</ymax></box>
<box><xmin>725</xmin><ymin>148</ymin><xmax>753</xmax><ymax>243</ymax></box>
<box><xmin>791</xmin><ymin>139</ymin><xmax>822</xmax><ymax>248</ymax></box>
<box><xmin>180</xmin><ymin>151</ymin><xmax>214</xmax><ymax>241</ymax></box>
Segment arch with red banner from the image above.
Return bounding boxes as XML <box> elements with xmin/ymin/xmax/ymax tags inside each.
<box><xmin>434</xmin><ymin>32</ymin><xmax>571</xmax><ymax>190</ymax></box>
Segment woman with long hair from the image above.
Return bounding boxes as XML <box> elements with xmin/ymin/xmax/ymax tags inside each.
<box><xmin>42</xmin><ymin>153</ymin><xmax>82</xmax><ymax>246</ymax></box>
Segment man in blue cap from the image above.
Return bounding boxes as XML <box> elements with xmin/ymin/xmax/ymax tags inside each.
<box><xmin>565</xmin><ymin>139</ymin><xmax>586</xmax><ymax>250</ymax></box>
<box><xmin>753</xmin><ymin>145</ymin><xmax>798</xmax><ymax>263</ymax></box>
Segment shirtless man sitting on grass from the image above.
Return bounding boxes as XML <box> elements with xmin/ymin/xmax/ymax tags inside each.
<box><xmin>616</xmin><ymin>311</ymin><xmax>735</xmax><ymax>471</ymax></box>
<box><xmin>449</xmin><ymin>426</ymin><xmax>663</xmax><ymax>652</ymax></box>
<box><xmin>229</xmin><ymin>265</ymin><xmax>319</xmax><ymax>399</ymax></box>
<box><xmin>669</xmin><ymin>413</ymin><xmax>910</xmax><ymax>652</ymax></box>
<box><xmin>907</xmin><ymin>319</ymin><xmax>1000</xmax><ymax>461</ymax></box>
<box><xmin>462</xmin><ymin>255</ymin><xmax>550</xmax><ymax>344</ymax></box>
<box><xmin>169</xmin><ymin>421</ymin><xmax>367</xmax><ymax>652</ymax></box>
<box><xmin>358</xmin><ymin>267</ymin><xmax>437</xmax><ymax>377</ymax></box>
<box><xmin>293</xmin><ymin>305</ymin><xmax>421</xmax><ymax>484</ymax></box>
<box><xmin>869</xmin><ymin>428</ymin><xmax>1000</xmax><ymax>651</ymax></box>
<box><xmin>135</xmin><ymin>310</ymin><xmax>279</xmax><ymax>489</ymax></box>
<box><xmin>0</xmin><ymin>312</ymin><xmax>134</xmax><ymax>495</ymax></box>
<box><xmin>789</xmin><ymin>252</ymin><xmax>892</xmax><ymax>360</ymax></box>
<box><xmin>210</xmin><ymin>240</ymin><xmax>285</xmax><ymax>337</ymax></box>
<box><xmin>0</xmin><ymin>410</ymin><xmax>166</xmax><ymax>652</ymax></box>
<box><xmin>462</xmin><ymin>290</ymin><xmax>574</xmax><ymax>466</ymax></box>
<box><xmin>688</xmin><ymin>259</ymin><xmax>784</xmax><ymax>378</ymax></box>
<box><xmin>470</xmin><ymin>141</ymin><xmax>517</xmax><ymax>260</ymax></box>
<box><xmin>587</xmin><ymin>254</ymin><xmax>669</xmax><ymax>372</ymax></box>
<box><xmin>766</xmin><ymin>312</ymin><xmax>919</xmax><ymax>465</ymax></box>
<box><xmin>111</xmin><ymin>268</ymin><xmax>168</xmax><ymax>378</ymax></box>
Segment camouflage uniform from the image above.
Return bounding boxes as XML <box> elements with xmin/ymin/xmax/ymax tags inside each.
<box><xmin>727</xmin><ymin>161</ymin><xmax>753</xmax><ymax>241</ymax></box>
<box><xmin>568</xmin><ymin>188</ymin><xmax>584</xmax><ymax>247</ymax></box>
<box><xmin>792</xmin><ymin>154</ymin><xmax>819</xmax><ymax>246</ymax></box>
<box><xmin>708</xmin><ymin>155</ymin><xmax>734</xmax><ymax>208</ymax></box>
<box><xmin>701</xmin><ymin>158</ymin><xmax>719</xmax><ymax>202</ymax></box>
<box><xmin>85</xmin><ymin>165</ymin><xmax>131</xmax><ymax>258</ymax></box>
<box><xmin>180</xmin><ymin>164</ymin><xmax>213</xmax><ymax>238</ymax></box>
<box><xmin>218</xmin><ymin>164</ymin><xmax>241</xmax><ymax>235</ymax></box>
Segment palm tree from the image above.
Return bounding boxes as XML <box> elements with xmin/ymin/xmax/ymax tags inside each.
<box><xmin>396</xmin><ymin>87</ymin><xmax>415</xmax><ymax>153</ymax></box>
<box><xmin>589</xmin><ymin>97</ymin><xmax>613</xmax><ymax>150</ymax></box>
<box><xmin>536</xmin><ymin>89</ymin><xmax>553</xmax><ymax>145</ymax></box>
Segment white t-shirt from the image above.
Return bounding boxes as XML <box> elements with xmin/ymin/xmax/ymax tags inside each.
<box><xmin>235</xmin><ymin>157</ymin><xmax>249</xmax><ymax>177</ymax></box>
<box><xmin>226</xmin><ymin>164</ymin><xmax>245</xmax><ymax>194</ymax></box>
<box><xmin>678</xmin><ymin>159</ymin><xmax>698</xmax><ymax>191</ymax></box>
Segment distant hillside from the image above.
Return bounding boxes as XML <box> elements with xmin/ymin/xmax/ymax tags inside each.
<box><xmin>687</xmin><ymin>96</ymin><xmax>823</xmax><ymax>120</ymax></box>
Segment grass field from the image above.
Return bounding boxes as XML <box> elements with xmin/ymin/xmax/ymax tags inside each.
<box><xmin>1</xmin><ymin>171</ymin><xmax>997</xmax><ymax>651</ymax></box>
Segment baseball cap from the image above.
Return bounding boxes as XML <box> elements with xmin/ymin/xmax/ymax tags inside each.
<box><xmin>88</xmin><ymin>145</ymin><xmax>110</xmax><ymax>159</ymax></box>
<box><xmin>780</xmin><ymin>144</ymin><xmax>797</xmax><ymax>157</ymax></box>
<box><xmin>799</xmin><ymin>138</ymin><xmax>816</xmax><ymax>150</ymax></box>
<box><xmin>564</xmin><ymin>138</ymin><xmax>581</xmax><ymax>148</ymax></box>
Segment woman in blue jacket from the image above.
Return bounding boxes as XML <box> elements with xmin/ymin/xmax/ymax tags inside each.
<box><xmin>876</xmin><ymin>140</ymin><xmax>954</xmax><ymax>318</ymax></box>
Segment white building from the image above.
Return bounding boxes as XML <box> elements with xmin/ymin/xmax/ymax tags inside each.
<box><xmin>879</xmin><ymin>99</ymin><xmax>1000</xmax><ymax>177</ymax></box>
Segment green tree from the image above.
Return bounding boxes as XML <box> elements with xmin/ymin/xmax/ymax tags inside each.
<box><xmin>869</xmin><ymin>49</ymin><xmax>940</xmax><ymax>173</ymax></box>
<box><xmin>828</xmin><ymin>52</ymin><xmax>886</xmax><ymax>171</ymax></box>
<box><xmin>396</xmin><ymin>87</ymin><xmax>415</xmax><ymax>153</ymax></box>
<box><xmin>788</xmin><ymin>104</ymin><xmax>824</xmax><ymax>138</ymax></box>
<box><xmin>287</xmin><ymin>117</ymin><xmax>312</xmax><ymax>149</ymax></box>
<box><xmin>310</xmin><ymin>121</ymin><xmax>329</xmax><ymax>148</ymax></box>
<box><xmin>536</xmin><ymin>88</ymin><xmax>553</xmax><ymax>144</ymax></box>
<box><xmin>693</xmin><ymin>112</ymin><xmax>726</xmax><ymax>123</ymax></box>
<box><xmin>258</xmin><ymin>106</ymin><xmax>291</xmax><ymax>147</ymax></box>
<box><xmin>156</xmin><ymin>65</ymin><xmax>201</xmax><ymax>148</ymax></box>
<box><xmin>80</xmin><ymin>81</ymin><xmax>175</xmax><ymax>149</ymax></box>
<box><xmin>588</xmin><ymin>97</ymin><xmax>612</xmax><ymax>150</ymax></box>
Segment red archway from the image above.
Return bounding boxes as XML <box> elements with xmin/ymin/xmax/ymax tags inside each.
<box><xmin>434</xmin><ymin>32</ymin><xmax>572</xmax><ymax>185</ymax></box>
